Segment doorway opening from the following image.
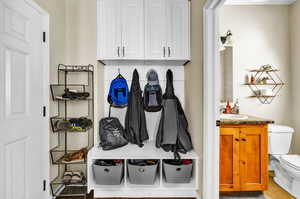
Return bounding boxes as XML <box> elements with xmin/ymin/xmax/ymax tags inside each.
<box><xmin>203</xmin><ymin>0</ymin><xmax>298</xmax><ymax>199</ymax></box>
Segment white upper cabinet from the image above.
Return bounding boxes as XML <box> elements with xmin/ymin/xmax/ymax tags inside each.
<box><xmin>97</xmin><ymin>0</ymin><xmax>190</xmax><ymax>63</ymax></box>
<box><xmin>121</xmin><ymin>0</ymin><xmax>144</xmax><ymax>59</ymax></box>
<box><xmin>97</xmin><ymin>0</ymin><xmax>144</xmax><ymax>60</ymax></box>
<box><xmin>97</xmin><ymin>0</ymin><xmax>121</xmax><ymax>59</ymax></box>
<box><xmin>145</xmin><ymin>0</ymin><xmax>190</xmax><ymax>61</ymax></box>
<box><xmin>166</xmin><ymin>0</ymin><xmax>190</xmax><ymax>60</ymax></box>
<box><xmin>145</xmin><ymin>0</ymin><xmax>167</xmax><ymax>59</ymax></box>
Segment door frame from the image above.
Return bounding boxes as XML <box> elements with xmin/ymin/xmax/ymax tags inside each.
<box><xmin>202</xmin><ymin>0</ymin><xmax>296</xmax><ymax>198</ymax></box>
<box><xmin>23</xmin><ymin>0</ymin><xmax>50</xmax><ymax>198</ymax></box>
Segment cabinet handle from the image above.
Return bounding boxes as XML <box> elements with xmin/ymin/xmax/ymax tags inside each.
<box><xmin>163</xmin><ymin>47</ymin><xmax>166</xmax><ymax>57</ymax></box>
<box><xmin>122</xmin><ymin>47</ymin><xmax>125</xmax><ymax>57</ymax></box>
<box><xmin>242</xmin><ymin>138</ymin><xmax>247</xmax><ymax>142</ymax></box>
<box><xmin>235</xmin><ymin>138</ymin><xmax>240</xmax><ymax>142</ymax></box>
<box><xmin>117</xmin><ymin>47</ymin><xmax>120</xmax><ymax>57</ymax></box>
<box><xmin>168</xmin><ymin>47</ymin><xmax>171</xmax><ymax>57</ymax></box>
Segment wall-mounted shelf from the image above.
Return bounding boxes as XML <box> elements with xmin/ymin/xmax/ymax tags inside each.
<box><xmin>244</xmin><ymin>83</ymin><xmax>284</xmax><ymax>86</ymax></box>
<box><xmin>249</xmin><ymin>95</ymin><xmax>277</xmax><ymax>98</ymax></box>
<box><xmin>245</xmin><ymin>65</ymin><xmax>284</xmax><ymax>104</ymax></box>
<box><xmin>249</xmin><ymin>69</ymin><xmax>279</xmax><ymax>72</ymax></box>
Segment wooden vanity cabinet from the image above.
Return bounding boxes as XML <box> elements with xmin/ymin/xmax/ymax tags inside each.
<box><xmin>220</xmin><ymin>124</ymin><xmax>268</xmax><ymax>192</ymax></box>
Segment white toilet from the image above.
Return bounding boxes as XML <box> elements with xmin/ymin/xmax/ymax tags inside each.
<box><xmin>269</xmin><ymin>124</ymin><xmax>300</xmax><ymax>198</ymax></box>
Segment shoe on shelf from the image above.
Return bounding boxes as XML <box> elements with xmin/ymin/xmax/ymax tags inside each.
<box><xmin>62</xmin><ymin>171</ymin><xmax>73</xmax><ymax>184</ymax></box>
<box><xmin>54</xmin><ymin>117</ymin><xmax>93</xmax><ymax>132</ymax></box>
<box><xmin>61</xmin><ymin>88</ymin><xmax>90</xmax><ymax>100</ymax></box>
<box><xmin>61</xmin><ymin>171</ymin><xmax>86</xmax><ymax>184</ymax></box>
<box><xmin>70</xmin><ymin>171</ymin><xmax>86</xmax><ymax>184</ymax></box>
<box><xmin>61</xmin><ymin>148</ymin><xmax>88</xmax><ymax>164</ymax></box>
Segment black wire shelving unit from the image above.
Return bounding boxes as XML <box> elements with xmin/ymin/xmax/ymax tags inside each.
<box><xmin>50</xmin><ymin>64</ymin><xmax>94</xmax><ymax>198</ymax></box>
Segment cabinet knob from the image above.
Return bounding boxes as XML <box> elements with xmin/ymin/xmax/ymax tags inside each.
<box><xmin>235</xmin><ymin>138</ymin><xmax>240</xmax><ymax>141</ymax></box>
<box><xmin>242</xmin><ymin>138</ymin><xmax>247</xmax><ymax>142</ymax></box>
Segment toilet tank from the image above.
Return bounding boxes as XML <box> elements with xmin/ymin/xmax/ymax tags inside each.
<box><xmin>268</xmin><ymin>124</ymin><xmax>294</xmax><ymax>155</ymax></box>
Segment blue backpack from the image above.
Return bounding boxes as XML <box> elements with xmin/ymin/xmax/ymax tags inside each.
<box><xmin>107</xmin><ymin>75</ymin><xmax>129</xmax><ymax>107</ymax></box>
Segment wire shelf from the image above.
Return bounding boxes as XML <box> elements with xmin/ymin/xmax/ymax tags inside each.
<box><xmin>246</xmin><ymin>65</ymin><xmax>284</xmax><ymax>104</ymax></box>
<box><xmin>50</xmin><ymin>116</ymin><xmax>93</xmax><ymax>133</ymax></box>
<box><xmin>49</xmin><ymin>64</ymin><xmax>94</xmax><ymax>198</ymax></box>
<box><xmin>58</xmin><ymin>64</ymin><xmax>94</xmax><ymax>73</ymax></box>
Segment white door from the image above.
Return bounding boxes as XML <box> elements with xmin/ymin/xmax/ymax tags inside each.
<box><xmin>97</xmin><ymin>0</ymin><xmax>122</xmax><ymax>59</ymax></box>
<box><xmin>121</xmin><ymin>0</ymin><xmax>144</xmax><ymax>59</ymax></box>
<box><xmin>0</xmin><ymin>0</ymin><xmax>48</xmax><ymax>199</ymax></box>
<box><xmin>145</xmin><ymin>0</ymin><xmax>167</xmax><ymax>59</ymax></box>
<box><xmin>167</xmin><ymin>0</ymin><xmax>190</xmax><ymax>60</ymax></box>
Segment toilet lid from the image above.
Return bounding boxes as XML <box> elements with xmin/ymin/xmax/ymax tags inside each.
<box><xmin>280</xmin><ymin>155</ymin><xmax>300</xmax><ymax>171</ymax></box>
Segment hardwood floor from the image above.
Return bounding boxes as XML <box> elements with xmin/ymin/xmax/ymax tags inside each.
<box><xmin>220</xmin><ymin>172</ymin><xmax>296</xmax><ymax>199</ymax></box>
<box><xmin>263</xmin><ymin>174</ymin><xmax>296</xmax><ymax>199</ymax></box>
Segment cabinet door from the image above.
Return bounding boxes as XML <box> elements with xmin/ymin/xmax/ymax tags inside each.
<box><xmin>97</xmin><ymin>0</ymin><xmax>122</xmax><ymax>59</ymax></box>
<box><xmin>220</xmin><ymin>127</ymin><xmax>240</xmax><ymax>191</ymax></box>
<box><xmin>145</xmin><ymin>0</ymin><xmax>167</xmax><ymax>59</ymax></box>
<box><xmin>121</xmin><ymin>0</ymin><xmax>144</xmax><ymax>59</ymax></box>
<box><xmin>166</xmin><ymin>0</ymin><xmax>190</xmax><ymax>60</ymax></box>
<box><xmin>240</xmin><ymin>126</ymin><xmax>268</xmax><ymax>191</ymax></box>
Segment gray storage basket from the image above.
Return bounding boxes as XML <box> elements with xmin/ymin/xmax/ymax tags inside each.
<box><xmin>163</xmin><ymin>161</ymin><xmax>193</xmax><ymax>183</ymax></box>
<box><xmin>93</xmin><ymin>161</ymin><xmax>124</xmax><ymax>185</ymax></box>
<box><xmin>127</xmin><ymin>161</ymin><xmax>159</xmax><ymax>185</ymax></box>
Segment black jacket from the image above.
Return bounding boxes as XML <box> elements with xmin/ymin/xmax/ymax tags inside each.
<box><xmin>125</xmin><ymin>69</ymin><xmax>149</xmax><ymax>147</ymax></box>
<box><xmin>156</xmin><ymin>70</ymin><xmax>193</xmax><ymax>159</ymax></box>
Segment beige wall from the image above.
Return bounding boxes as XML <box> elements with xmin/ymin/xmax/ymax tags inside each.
<box><xmin>33</xmin><ymin>0</ymin><xmax>66</xmax><ymax>180</ymax></box>
<box><xmin>290</xmin><ymin>1</ymin><xmax>300</xmax><ymax>153</ymax></box>
<box><xmin>64</xmin><ymin>0</ymin><xmax>104</xmax><ymax>146</ymax></box>
<box><xmin>185</xmin><ymin>0</ymin><xmax>205</xmax><ymax>193</ymax></box>
<box><xmin>219</xmin><ymin>6</ymin><xmax>292</xmax><ymax>126</ymax></box>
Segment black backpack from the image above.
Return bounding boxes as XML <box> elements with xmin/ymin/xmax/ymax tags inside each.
<box><xmin>143</xmin><ymin>69</ymin><xmax>162</xmax><ymax>112</ymax></box>
<box><xmin>99</xmin><ymin>106</ymin><xmax>128</xmax><ymax>150</ymax></box>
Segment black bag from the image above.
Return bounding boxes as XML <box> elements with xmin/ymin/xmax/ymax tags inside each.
<box><xmin>99</xmin><ymin>106</ymin><xmax>128</xmax><ymax>150</ymax></box>
<box><xmin>143</xmin><ymin>69</ymin><xmax>162</xmax><ymax>112</ymax></box>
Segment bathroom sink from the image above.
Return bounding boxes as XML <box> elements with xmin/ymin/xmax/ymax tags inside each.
<box><xmin>220</xmin><ymin>114</ymin><xmax>248</xmax><ymax>120</ymax></box>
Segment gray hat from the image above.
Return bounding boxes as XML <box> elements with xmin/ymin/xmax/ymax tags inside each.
<box><xmin>146</xmin><ymin>69</ymin><xmax>159</xmax><ymax>86</ymax></box>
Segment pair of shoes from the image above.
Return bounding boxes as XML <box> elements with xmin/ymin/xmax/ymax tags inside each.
<box><xmin>69</xmin><ymin>117</ymin><xmax>93</xmax><ymax>130</ymax></box>
<box><xmin>62</xmin><ymin>171</ymin><xmax>86</xmax><ymax>184</ymax></box>
<box><xmin>61</xmin><ymin>148</ymin><xmax>87</xmax><ymax>163</ymax></box>
<box><xmin>55</xmin><ymin>117</ymin><xmax>93</xmax><ymax>131</ymax></box>
<box><xmin>61</xmin><ymin>89</ymin><xmax>90</xmax><ymax>100</ymax></box>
